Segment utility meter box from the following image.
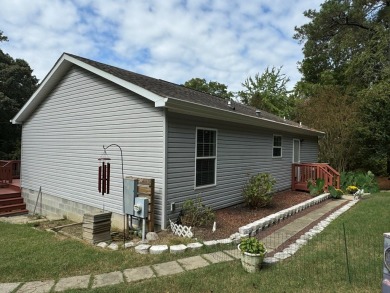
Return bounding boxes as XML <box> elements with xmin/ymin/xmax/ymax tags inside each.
<box><xmin>134</xmin><ymin>197</ymin><xmax>148</xmax><ymax>219</ymax></box>
<box><xmin>124</xmin><ymin>178</ymin><xmax>137</xmax><ymax>215</ymax></box>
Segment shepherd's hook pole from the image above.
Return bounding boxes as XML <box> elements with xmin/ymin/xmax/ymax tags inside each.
<box><xmin>103</xmin><ymin>144</ymin><xmax>126</xmax><ymax>246</ymax></box>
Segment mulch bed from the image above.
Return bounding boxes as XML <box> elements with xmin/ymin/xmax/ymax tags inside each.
<box><xmin>377</xmin><ymin>176</ymin><xmax>390</xmax><ymax>190</ymax></box>
<box><xmin>34</xmin><ymin>189</ymin><xmax>351</xmax><ymax>246</ymax></box>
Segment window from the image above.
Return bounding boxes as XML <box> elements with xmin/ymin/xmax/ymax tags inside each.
<box><xmin>273</xmin><ymin>135</ymin><xmax>282</xmax><ymax>157</ymax></box>
<box><xmin>195</xmin><ymin>128</ymin><xmax>217</xmax><ymax>187</ymax></box>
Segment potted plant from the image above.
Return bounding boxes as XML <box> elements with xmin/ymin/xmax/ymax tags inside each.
<box><xmin>238</xmin><ymin>237</ymin><xmax>267</xmax><ymax>273</ymax></box>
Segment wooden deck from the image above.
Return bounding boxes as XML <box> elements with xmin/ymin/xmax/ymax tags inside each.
<box><xmin>0</xmin><ymin>162</ymin><xmax>27</xmax><ymax>216</ymax></box>
<box><xmin>292</xmin><ymin>163</ymin><xmax>340</xmax><ymax>192</ymax></box>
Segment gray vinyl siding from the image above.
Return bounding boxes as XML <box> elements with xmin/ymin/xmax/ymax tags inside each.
<box><xmin>21</xmin><ymin>66</ymin><xmax>164</xmax><ymax>225</ymax></box>
<box><xmin>300</xmin><ymin>138</ymin><xmax>319</xmax><ymax>163</ymax></box>
<box><xmin>166</xmin><ymin>112</ymin><xmax>319</xmax><ymax>219</ymax></box>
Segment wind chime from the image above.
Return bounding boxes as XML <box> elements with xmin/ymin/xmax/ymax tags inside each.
<box><xmin>98</xmin><ymin>149</ymin><xmax>111</xmax><ymax>195</ymax></box>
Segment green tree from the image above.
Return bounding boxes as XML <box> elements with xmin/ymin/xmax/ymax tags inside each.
<box><xmin>0</xmin><ymin>31</ymin><xmax>38</xmax><ymax>159</ymax></box>
<box><xmin>294</xmin><ymin>0</ymin><xmax>390</xmax><ymax>174</ymax></box>
<box><xmin>183</xmin><ymin>78</ymin><xmax>234</xmax><ymax>100</ymax></box>
<box><xmin>238</xmin><ymin>66</ymin><xmax>296</xmax><ymax>118</ymax></box>
<box><xmin>296</xmin><ymin>85</ymin><xmax>358</xmax><ymax>171</ymax></box>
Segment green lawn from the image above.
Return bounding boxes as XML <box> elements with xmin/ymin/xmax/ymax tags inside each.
<box><xmin>1</xmin><ymin>192</ymin><xmax>389</xmax><ymax>292</ymax></box>
<box><xmin>0</xmin><ymin>222</ymin><xmax>227</xmax><ymax>283</ymax></box>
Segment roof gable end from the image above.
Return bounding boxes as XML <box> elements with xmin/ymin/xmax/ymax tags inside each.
<box><xmin>11</xmin><ymin>53</ymin><xmax>166</xmax><ymax>124</ymax></box>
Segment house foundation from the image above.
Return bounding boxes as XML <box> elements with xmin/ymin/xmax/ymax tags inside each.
<box><xmin>21</xmin><ymin>188</ymin><xmax>124</xmax><ymax>230</ymax></box>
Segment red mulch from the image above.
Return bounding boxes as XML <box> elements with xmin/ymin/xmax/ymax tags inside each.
<box><xmin>191</xmin><ymin>190</ymin><xmax>314</xmax><ymax>241</ymax></box>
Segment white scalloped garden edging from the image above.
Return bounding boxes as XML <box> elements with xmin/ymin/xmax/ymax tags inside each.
<box><xmin>97</xmin><ymin>193</ymin><xmax>349</xmax><ymax>255</ymax></box>
<box><xmin>263</xmin><ymin>198</ymin><xmax>360</xmax><ymax>264</ymax></box>
<box><xmin>237</xmin><ymin>193</ymin><xmax>330</xmax><ymax>239</ymax></box>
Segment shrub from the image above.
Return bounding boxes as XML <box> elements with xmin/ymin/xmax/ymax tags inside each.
<box><xmin>328</xmin><ymin>186</ymin><xmax>344</xmax><ymax>199</ymax></box>
<box><xmin>341</xmin><ymin>171</ymin><xmax>379</xmax><ymax>193</ymax></box>
<box><xmin>307</xmin><ymin>178</ymin><xmax>325</xmax><ymax>196</ymax></box>
<box><xmin>242</xmin><ymin>173</ymin><xmax>276</xmax><ymax>208</ymax></box>
<box><xmin>179</xmin><ymin>197</ymin><xmax>215</xmax><ymax>227</ymax></box>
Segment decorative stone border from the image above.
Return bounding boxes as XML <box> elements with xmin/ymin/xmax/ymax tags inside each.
<box><xmin>235</xmin><ymin>193</ymin><xmax>330</xmax><ymax>240</ymax></box>
<box><xmin>95</xmin><ymin>193</ymin><xmax>335</xmax><ymax>254</ymax></box>
<box><xmin>263</xmin><ymin>198</ymin><xmax>359</xmax><ymax>264</ymax></box>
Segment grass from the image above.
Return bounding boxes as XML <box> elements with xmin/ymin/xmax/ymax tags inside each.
<box><xmin>0</xmin><ymin>222</ymin><xmax>229</xmax><ymax>283</ymax></box>
<box><xmin>1</xmin><ymin>192</ymin><xmax>389</xmax><ymax>292</ymax></box>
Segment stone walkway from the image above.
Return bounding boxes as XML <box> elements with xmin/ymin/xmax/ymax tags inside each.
<box><xmin>0</xmin><ymin>197</ymin><xmax>354</xmax><ymax>293</ymax></box>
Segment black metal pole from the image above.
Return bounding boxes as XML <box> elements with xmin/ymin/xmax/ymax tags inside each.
<box><xmin>103</xmin><ymin>144</ymin><xmax>126</xmax><ymax>246</ymax></box>
<box><xmin>343</xmin><ymin>223</ymin><xmax>352</xmax><ymax>284</ymax></box>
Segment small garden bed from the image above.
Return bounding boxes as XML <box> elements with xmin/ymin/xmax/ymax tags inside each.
<box><xmin>31</xmin><ymin>190</ymin><xmax>315</xmax><ymax>245</ymax></box>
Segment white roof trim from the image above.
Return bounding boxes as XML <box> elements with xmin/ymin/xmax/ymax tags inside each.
<box><xmin>165</xmin><ymin>98</ymin><xmax>324</xmax><ymax>137</ymax></box>
<box><xmin>11</xmin><ymin>53</ymin><xmax>166</xmax><ymax>124</ymax></box>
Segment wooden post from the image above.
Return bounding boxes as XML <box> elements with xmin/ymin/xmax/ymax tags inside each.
<box><xmin>291</xmin><ymin>164</ymin><xmax>296</xmax><ymax>191</ymax></box>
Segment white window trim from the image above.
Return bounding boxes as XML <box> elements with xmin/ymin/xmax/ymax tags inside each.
<box><xmin>292</xmin><ymin>138</ymin><xmax>301</xmax><ymax>163</ymax></box>
<box><xmin>272</xmin><ymin>134</ymin><xmax>283</xmax><ymax>158</ymax></box>
<box><xmin>194</xmin><ymin>127</ymin><xmax>218</xmax><ymax>189</ymax></box>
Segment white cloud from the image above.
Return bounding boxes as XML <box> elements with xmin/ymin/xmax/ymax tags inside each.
<box><xmin>0</xmin><ymin>0</ymin><xmax>322</xmax><ymax>91</ymax></box>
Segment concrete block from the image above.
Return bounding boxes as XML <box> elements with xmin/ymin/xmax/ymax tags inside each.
<box><xmin>170</xmin><ymin>244</ymin><xmax>187</xmax><ymax>253</ymax></box>
<box><xmin>150</xmin><ymin>245</ymin><xmax>168</xmax><ymax>254</ymax></box>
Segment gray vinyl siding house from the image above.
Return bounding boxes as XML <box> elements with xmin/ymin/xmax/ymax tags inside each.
<box><xmin>12</xmin><ymin>53</ymin><xmax>322</xmax><ymax>230</ymax></box>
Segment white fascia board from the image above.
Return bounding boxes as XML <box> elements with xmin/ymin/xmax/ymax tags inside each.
<box><xmin>11</xmin><ymin>54</ymin><xmax>166</xmax><ymax>124</ymax></box>
<box><xmin>64</xmin><ymin>55</ymin><xmax>166</xmax><ymax>107</ymax></box>
<box><xmin>11</xmin><ymin>54</ymin><xmax>72</xmax><ymax>124</ymax></box>
<box><xmin>165</xmin><ymin>98</ymin><xmax>325</xmax><ymax>137</ymax></box>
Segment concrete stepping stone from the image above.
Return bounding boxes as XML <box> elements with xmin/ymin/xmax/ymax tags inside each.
<box><xmin>123</xmin><ymin>266</ymin><xmax>155</xmax><ymax>282</ymax></box>
<box><xmin>177</xmin><ymin>256</ymin><xmax>210</xmax><ymax>271</ymax></box>
<box><xmin>150</xmin><ymin>245</ymin><xmax>168</xmax><ymax>254</ymax></box>
<box><xmin>92</xmin><ymin>271</ymin><xmax>123</xmax><ymax>288</ymax></box>
<box><xmin>170</xmin><ymin>244</ymin><xmax>187</xmax><ymax>253</ymax></box>
<box><xmin>17</xmin><ymin>280</ymin><xmax>55</xmax><ymax>293</ymax></box>
<box><xmin>223</xmin><ymin>249</ymin><xmax>240</xmax><ymax>259</ymax></box>
<box><xmin>0</xmin><ymin>283</ymin><xmax>20</xmax><ymax>293</ymax></box>
<box><xmin>134</xmin><ymin>244</ymin><xmax>151</xmax><ymax>254</ymax></box>
<box><xmin>153</xmin><ymin>261</ymin><xmax>184</xmax><ymax>277</ymax></box>
<box><xmin>187</xmin><ymin>242</ymin><xmax>203</xmax><ymax>250</ymax></box>
<box><xmin>202</xmin><ymin>252</ymin><xmax>233</xmax><ymax>264</ymax></box>
<box><xmin>54</xmin><ymin>275</ymin><xmax>90</xmax><ymax>292</ymax></box>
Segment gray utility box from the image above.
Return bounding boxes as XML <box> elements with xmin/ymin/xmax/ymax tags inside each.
<box><xmin>134</xmin><ymin>197</ymin><xmax>149</xmax><ymax>219</ymax></box>
<box><xmin>124</xmin><ymin>178</ymin><xmax>137</xmax><ymax>216</ymax></box>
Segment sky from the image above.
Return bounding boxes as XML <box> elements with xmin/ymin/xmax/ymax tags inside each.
<box><xmin>0</xmin><ymin>0</ymin><xmax>322</xmax><ymax>92</ymax></box>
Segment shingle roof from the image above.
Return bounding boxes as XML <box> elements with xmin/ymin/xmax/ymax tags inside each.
<box><xmin>66</xmin><ymin>53</ymin><xmax>317</xmax><ymax>132</ymax></box>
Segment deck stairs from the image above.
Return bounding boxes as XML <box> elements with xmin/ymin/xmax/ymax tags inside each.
<box><xmin>0</xmin><ymin>181</ymin><xmax>28</xmax><ymax>217</ymax></box>
<box><xmin>292</xmin><ymin>163</ymin><xmax>340</xmax><ymax>192</ymax></box>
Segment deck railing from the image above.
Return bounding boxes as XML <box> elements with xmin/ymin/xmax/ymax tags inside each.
<box><xmin>292</xmin><ymin>163</ymin><xmax>340</xmax><ymax>192</ymax></box>
<box><xmin>0</xmin><ymin>160</ymin><xmax>21</xmax><ymax>183</ymax></box>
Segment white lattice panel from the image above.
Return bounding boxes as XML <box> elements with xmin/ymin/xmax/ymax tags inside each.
<box><xmin>169</xmin><ymin>219</ymin><xmax>193</xmax><ymax>238</ymax></box>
